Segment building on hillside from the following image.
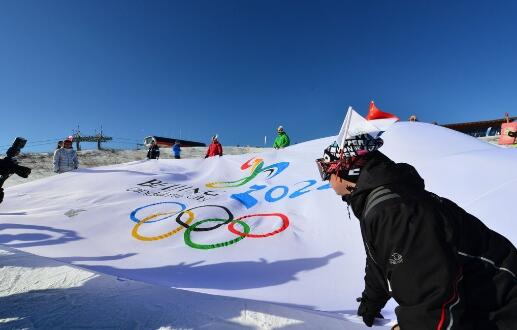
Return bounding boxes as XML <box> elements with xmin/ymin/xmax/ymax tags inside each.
<box><xmin>442</xmin><ymin>116</ymin><xmax>517</xmax><ymax>137</ymax></box>
<box><xmin>143</xmin><ymin>136</ymin><xmax>206</xmax><ymax>148</ymax></box>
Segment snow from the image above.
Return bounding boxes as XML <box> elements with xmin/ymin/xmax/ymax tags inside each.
<box><xmin>0</xmin><ymin>245</ymin><xmax>373</xmax><ymax>329</ymax></box>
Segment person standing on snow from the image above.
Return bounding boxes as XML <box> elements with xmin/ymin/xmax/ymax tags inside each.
<box><xmin>205</xmin><ymin>135</ymin><xmax>223</xmax><ymax>158</ymax></box>
<box><xmin>315</xmin><ymin>118</ymin><xmax>517</xmax><ymax>329</ymax></box>
<box><xmin>172</xmin><ymin>140</ymin><xmax>181</xmax><ymax>159</ymax></box>
<box><xmin>147</xmin><ymin>140</ymin><xmax>160</xmax><ymax>160</ymax></box>
<box><xmin>56</xmin><ymin>140</ymin><xmax>63</xmax><ymax>150</ymax></box>
<box><xmin>273</xmin><ymin>125</ymin><xmax>290</xmax><ymax>149</ymax></box>
<box><xmin>53</xmin><ymin>139</ymin><xmax>79</xmax><ymax>173</ymax></box>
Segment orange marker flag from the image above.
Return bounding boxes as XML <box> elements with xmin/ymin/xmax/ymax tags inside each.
<box><xmin>366</xmin><ymin>101</ymin><xmax>399</xmax><ymax>121</ymax></box>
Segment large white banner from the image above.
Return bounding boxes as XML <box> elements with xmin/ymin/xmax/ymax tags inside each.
<box><xmin>1</xmin><ymin>122</ymin><xmax>516</xmax><ymax>318</ymax></box>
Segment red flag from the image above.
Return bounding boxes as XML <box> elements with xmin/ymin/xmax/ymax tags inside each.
<box><xmin>366</xmin><ymin>101</ymin><xmax>399</xmax><ymax>121</ymax></box>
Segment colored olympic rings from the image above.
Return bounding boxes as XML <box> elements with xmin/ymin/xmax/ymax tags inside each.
<box><xmin>130</xmin><ymin>201</ymin><xmax>186</xmax><ymax>224</ymax></box>
<box><xmin>228</xmin><ymin>213</ymin><xmax>289</xmax><ymax>238</ymax></box>
<box><xmin>184</xmin><ymin>219</ymin><xmax>250</xmax><ymax>250</ymax></box>
<box><xmin>175</xmin><ymin>205</ymin><xmax>233</xmax><ymax>231</ymax></box>
<box><xmin>129</xmin><ymin>203</ymin><xmax>290</xmax><ymax>249</ymax></box>
<box><xmin>132</xmin><ymin>210</ymin><xmax>195</xmax><ymax>241</ymax></box>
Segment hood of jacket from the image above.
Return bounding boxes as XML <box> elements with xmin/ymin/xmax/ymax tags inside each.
<box><xmin>346</xmin><ymin>151</ymin><xmax>425</xmax><ymax>217</ymax></box>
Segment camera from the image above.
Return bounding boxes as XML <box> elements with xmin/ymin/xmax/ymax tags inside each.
<box><xmin>0</xmin><ymin>137</ymin><xmax>32</xmax><ymax>204</ymax></box>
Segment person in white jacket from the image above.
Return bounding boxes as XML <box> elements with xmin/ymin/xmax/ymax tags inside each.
<box><xmin>53</xmin><ymin>139</ymin><xmax>79</xmax><ymax>173</ymax></box>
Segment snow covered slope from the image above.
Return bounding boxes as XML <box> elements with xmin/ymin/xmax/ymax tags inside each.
<box><xmin>1</xmin><ymin>122</ymin><xmax>516</xmax><ymax>328</ymax></box>
<box><xmin>1</xmin><ymin>245</ymin><xmax>372</xmax><ymax>329</ymax></box>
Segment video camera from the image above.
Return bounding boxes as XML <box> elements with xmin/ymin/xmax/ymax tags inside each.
<box><xmin>0</xmin><ymin>137</ymin><xmax>32</xmax><ymax>204</ymax></box>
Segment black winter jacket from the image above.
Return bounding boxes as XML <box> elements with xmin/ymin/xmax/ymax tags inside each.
<box><xmin>147</xmin><ymin>145</ymin><xmax>160</xmax><ymax>159</ymax></box>
<box><xmin>347</xmin><ymin>151</ymin><xmax>517</xmax><ymax>330</ymax></box>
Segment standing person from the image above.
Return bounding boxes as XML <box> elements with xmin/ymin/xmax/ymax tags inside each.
<box><xmin>273</xmin><ymin>126</ymin><xmax>290</xmax><ymax>149</ymax></box>
<box><xmin>172</xmin><ymin>140</ymin><xmax>181</xmax><ymax>159</ymax></box>
<box><xmin>53</xmin><ymin>139</ymin><xmax>79</xmax><ymax>173</ymax></box>
<box><xmin>147</xmin><ymin>140</ymin><xmax>160</xmax><ymax>160</ymax></box>
<box><xmin>56</xmin><ymin>140</ymin><xmax>63</xmax><ymax>149</ymax></box>
<box><xmin>205</xmin><ymin>135</ymin><xmax>223</xmax><ymax>158</ymax></box>
<box><xmin>315</xmin><ymin>119</ymin><xmax>517</xmax><ymax>329</ymax></box>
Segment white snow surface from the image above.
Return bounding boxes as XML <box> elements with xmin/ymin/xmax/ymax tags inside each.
<box><xmin>0</xmin><ymin>245</ymin><xmax>367</xmax><ymax>329</ymax></box>
<box><xmin>1</xmin><ymin>122</ymin><xmax>516</xmax><ymax>329</ymax></box>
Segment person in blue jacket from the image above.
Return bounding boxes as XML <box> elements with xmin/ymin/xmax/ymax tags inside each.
<box><xmin>172</xmin><ymin>140</ymin><xmax>181</xmax><ymax>159</ymax></box>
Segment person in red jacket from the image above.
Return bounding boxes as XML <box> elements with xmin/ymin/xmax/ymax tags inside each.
<box><xmin>205</xmin><ymin>135</ymin><xmax>223</xmax><ymax>158</ymax></box>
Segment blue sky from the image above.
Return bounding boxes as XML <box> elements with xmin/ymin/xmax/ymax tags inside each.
<box><xmin>1</xmin><ymin>0</ymin><xmax>516</xmax><ymax>152</ymax></box>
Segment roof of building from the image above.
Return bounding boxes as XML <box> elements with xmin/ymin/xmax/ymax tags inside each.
<box><xmin>145</xmin><ymin>136</ymin><xmax>206</xmax><ymax>147</ymax></box>
<box><xmin>442</xmin><ymin>117</ymin><xmax>517</xmax><ymax>132</ymax></box>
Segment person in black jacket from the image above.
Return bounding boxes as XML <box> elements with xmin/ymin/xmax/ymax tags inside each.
<box><xmin>146</xmin><ymin>140</ymin><xmax>160</xmax><ymax>160</ymax></box>
<box><xmin>316</xmin><ymin>134</ymin><xmax>517</xmax><ymax>329</ymax></box>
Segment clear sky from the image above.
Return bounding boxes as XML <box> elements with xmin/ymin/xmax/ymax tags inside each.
<box><xmin>1</xmin><ymin>0</ymin><xmax>516</xmax><ymax>152</ymax></box>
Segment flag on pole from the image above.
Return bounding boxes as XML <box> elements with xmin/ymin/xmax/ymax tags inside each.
<box><xmin>366</xmin><ymin>101</ymin><xmax>399</xmax><ymax>132</ymax></box>
<box><xmin>366</xmin><ymin>101</ymin><xmax>399</xmax><ymax>121</ymax></box>
<box><xmin>336</xmin><ymin>102</ymin><xmax>399</xmax><ymax>149</ymax></box>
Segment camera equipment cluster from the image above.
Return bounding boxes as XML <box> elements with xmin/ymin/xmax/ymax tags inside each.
<box><xmin>0</xmin><ymin>137</ymin><xmax>32</xmax><ymax>204</ymax></box>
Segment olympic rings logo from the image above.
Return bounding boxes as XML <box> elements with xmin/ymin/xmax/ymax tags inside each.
<box><xmin>205</xmin><ymin>157</ymin><xmax>289</xmax><ymax>188</ymax></box>
<box><xmin>130</xmin><ymin>202</ymin><xmax>289</xmax><ymax>250</ymax></box>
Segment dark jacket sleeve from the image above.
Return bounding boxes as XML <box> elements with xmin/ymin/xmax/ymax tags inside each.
<box><xmin>363</xmin><ymin>256</ymin><xmax>390</xmax><ymax>304</ymax></box>
<box><xmin>364</xmin><ymin>201</ymin><xmax>465</xmax><ymax>330</ymax></box>
<box><xmin>360</xmin><ymin>223</ymin><xmax>390</xmax><ymax>305</ymax></box>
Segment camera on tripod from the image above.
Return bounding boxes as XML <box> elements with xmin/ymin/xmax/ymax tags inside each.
<box><xmin>0</xmin><ymin>137</ymin><xmax>32</xmax><ymax>202</ymax></box>
<box><xmin>2</xmin><ymin>137</ymin><xmax>31</xmax><ymax>178</ymax></box>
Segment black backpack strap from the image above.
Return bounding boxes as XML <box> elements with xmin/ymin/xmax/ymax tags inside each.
<box><xmin>363</xmin><ymin>186</ymin><xmax>401</xmax><ymax>218</ymax></box>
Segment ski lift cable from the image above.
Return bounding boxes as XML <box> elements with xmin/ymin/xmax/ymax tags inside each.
<box><xmin>111</xmin><ymin>137</ymin><xmax>142</xmax><ymax>142</ymax></box>
<box><xmin>0</xmin><ymin>138</ymin><xmax>59</xmax><ymax>148</ymax></box>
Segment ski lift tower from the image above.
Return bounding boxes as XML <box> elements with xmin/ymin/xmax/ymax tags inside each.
<box><xmin>72</xmin><ymin>126</ymin><xmax>113</xmax><ymax>150</ymax></box>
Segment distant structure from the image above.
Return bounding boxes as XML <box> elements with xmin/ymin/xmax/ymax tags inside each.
<box><xmin>72</xmin><ymin>126</ymin><xmax>113</xmax><ymax>150</ymax></box>
<box><xmin>144</xmin><ymin>136</ymin><xmax>206</xmax><ymax>148</ymax></box>
<box><xmin>442</xmin><ymin>115</ymin><xmax>517</xmax><ymax>137</ymax></box>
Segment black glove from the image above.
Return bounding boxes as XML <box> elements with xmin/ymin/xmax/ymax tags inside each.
<box><xmin>357</xmin><ymin>296</ymin><xmax>384</xmax><ymax>327</ymax></box>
